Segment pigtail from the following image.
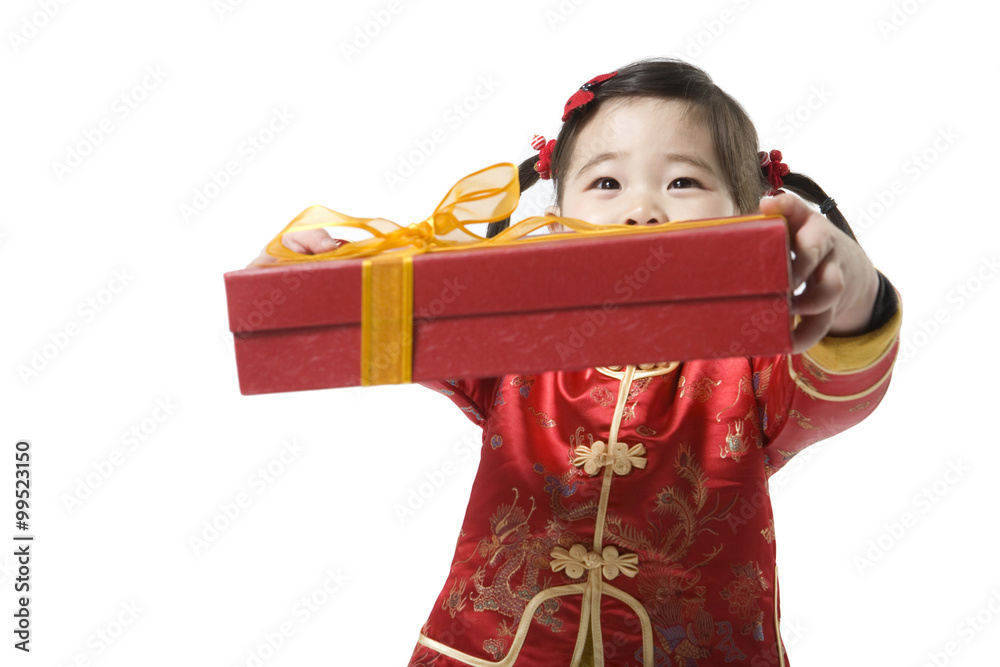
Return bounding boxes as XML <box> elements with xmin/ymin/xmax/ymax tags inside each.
<box><xmin>779</xmin><ymin>172</ymin><xmax>857</xmax><ymax>244</ymax></box>
<box><xmin>486</xmin><ymin>156</ymin><xmax>543</xmax><ymax>239</ymax></box>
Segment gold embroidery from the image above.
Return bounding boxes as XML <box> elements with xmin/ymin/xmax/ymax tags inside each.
<box><xmin>589</xmin><ymin>385</ymin><xmax>615</xmax><ymax>407</ymax></box>
<box><xmin>788</xmin><ymin>409</ymin><xmax>818</xmax><ymax>430</ymax></box>
<box><xmin>753</xmin><ymin>365</ymin><xmax>772</xmax><ymax>399</ymax></box>
<box><xmin>510</xmin><ymin>375</ymin><xmax>535</xmax><ymax>397</ymax></box>
<box><xmin>482</xmin><ymin>636</ymin><xmax>506</xmax><ymax>660</ymax></box>
<box><xmin>628</xmin><ymin>377</ymin><xmax>651</xmax><ymax>398</ymax></box>
<box><xmin>528</xmin><ymin>406</ymin><xmax>556</xmax><ymax>428</ymax></box>
<box><xmin>713</xmin><ymin>374</ymin><xmax>764</xmax><ymax>464</ymax></box>
<box><xmin>789</xmin><ymin>369</ymin><xmax>818</xmax><ymax>400</ymax></box>
<box><xmin>609</xmin><ymin>443</ymin><xmax>735</xmax><ymax>661</ymax></box>
<box><xmin>678</xmin><ymin>375</ymin><xmax>721</xmax><ymax>401</ymax></box>
<box><xmin>715</xmin><ymin>375</ymin><xmax>754</xmax><ymax>422</ymax></box>
<box><xmin>471</xmin><ymin>489</ymin><xmax>552</xmax><ymax>621</ymax></box>
<box><xmin>567</xmin><ymin>427</ymin><xmax>598</xmax><ymax>463</ymax></box>
<box><xmin>442</xmin><ymin>579</ymin><xmax>469</xmax><ymax>618</ymax></box>
<box><xmin>801</xmin><ymin>355</ymin><xmax>830</xmax><ymax>384</ymax></box>
<box><xmin>721</xmin><ymin>420</ymin><xmax>750</xmax><ymax>461</ymax></box>
<box><xmin>775</xmin><ymin>449</ymin><xmax>797</xmax><ymax>464</ymax></box>
<box><xmin>720</xmin><ymin>561</ymin><xmax>768</xmax><ymax>638</ymax></box>
<box><xmin>848</xmin><ymin>401</ymin><xmax>871</xmax><ymax>412</ymax></box>
<box><xmin>636</xmin><ymin>424</ymin><xmax>657</xmax><ymax>437</ymax></box>
<box><xmin>618</xmin><ymin>376</ymin><xmax>653</xmax><ymax>424</ymax></box>
<box><xmin>761</xmin><ymin>520</ymin><xmax>775</xmax><ymax>544</ymax></box>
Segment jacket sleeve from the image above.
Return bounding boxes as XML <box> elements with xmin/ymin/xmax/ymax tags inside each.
<box><xmin>754</xmin><ymin>280</ymin><xmax>902</xmax><ymax>478</ymax></box>
<box><xmin>417</xmin><ymin>376</ymin><xmax>503</xmax><ymax>428</ymax></box>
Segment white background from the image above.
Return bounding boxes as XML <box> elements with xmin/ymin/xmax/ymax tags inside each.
<box><xmin>3</xmin><ymin>0</ymin><xmax>999</xmax><ymax>665</ymax></box>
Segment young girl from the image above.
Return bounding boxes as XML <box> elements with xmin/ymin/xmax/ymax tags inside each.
<box><xmin>254</xmin><ymin>58</ymin><xmax>901</xmax><ymax>666</ymax></box>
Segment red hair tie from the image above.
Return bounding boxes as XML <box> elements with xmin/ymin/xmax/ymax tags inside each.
<box><xmin>532</xmin><ymin>134</ymin><xmax>557</xmax><ymax>180</ymax></box>
<box><xmin>759</xmin><ymin>149</ymin><xmax>789</xmax><ymax>196</ymax></box>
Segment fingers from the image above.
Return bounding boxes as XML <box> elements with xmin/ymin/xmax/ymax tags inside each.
<box><xmin>788</xmin><ymin>252</ymin><xmax>845</xmax><ymax>353</ymax></box>
<box><xmin>758</xmin><ymin>191</ymin><xmax>813</xmax><ymax>235</ymax></box>
<box><xmin>760</xmin><ymin>193</ymin><xmax>838</xmax><ymax>291</ymax></box>
<box><xmin>284</xmin><ymin>229</ymin><xmax>346</xmax><ymax>254</ymax></box>
<box><xmin>247</xmin><ymin>246</ymin><xmax>278</xmax><ymax>268</ymax></box>
<box><xmin>246</xmin><ymin>229</ymin><xmax>348</xmax><ymax>268</ymax></box>
<box><xmin>246</xmin><ymin>254</ymin><xmax>273</xmax><ymax>268</ymax></box>
<box><xmin>761</xmin><ymin>194</ymin><xmax>850</xmax><ymax>353</ymax></box>
<box><xmin>791</xmin><ymin>251</ymin><xmax>844</xmax><ymax>317</ymax></box>
<box><xmin>791</xmin><ymin>308</ymin><xmax>835</xmax><ymax>355</ymax></box>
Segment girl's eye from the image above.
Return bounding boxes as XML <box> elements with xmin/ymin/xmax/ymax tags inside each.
<box><xmin>590</xmin><ymin>177</ymin><xmax>620</xmax><ymax>190</ymax></box>
<box><xmin>670</xmin><ymin>177</ymin><xmax>701</xmax><ymax>189</ymax></box>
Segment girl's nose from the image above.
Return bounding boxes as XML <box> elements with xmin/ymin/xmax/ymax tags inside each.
<box><xmin>623</xmin><ymin>198</ymin><xmax>668</xmax><ymax>226</ymax></box>
<box><xmin>625</xmin><ymin>216</ymin><xmax>663</xmax><ymax>225</ymax></box>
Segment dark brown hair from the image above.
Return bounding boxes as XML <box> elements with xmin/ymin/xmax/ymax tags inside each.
<box><xmin>486</xmin><ymin>57</ymin><xmax>855</xmax><ymax>242</ymax></box>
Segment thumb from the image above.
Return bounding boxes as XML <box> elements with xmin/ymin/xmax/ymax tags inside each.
<box><xmin>758</xmin><ymin>191</ymin><xmax>811</xmax><ymax>234</ymax></box>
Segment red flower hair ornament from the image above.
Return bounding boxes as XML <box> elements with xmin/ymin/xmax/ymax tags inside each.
<box><xmin>532</xmin><ymin>70</ymin><xmax>619</xmax><ymax>181</ymax></box>
<box><xmin>759</xmin><ymin>149</ymin><xmax>790</xmax><ymax>196</ymax></box>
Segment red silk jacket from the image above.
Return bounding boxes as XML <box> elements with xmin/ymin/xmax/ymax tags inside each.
<box><xmin>406</xmin><ymin>303</ymin><xmax>901</xmax><ymax>667</ymax></box>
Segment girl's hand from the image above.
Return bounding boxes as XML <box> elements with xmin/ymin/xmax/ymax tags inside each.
<box><xmin>759</xmin><ymin>194</ymin><xmax>880</xmax><ymax>355</ymax></box>
<box><xmin>247</xmin><ymin>229</ymin><xmax>348</xmax><ymax>268</ymax></box>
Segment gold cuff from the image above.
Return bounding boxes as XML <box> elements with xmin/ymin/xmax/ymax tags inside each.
<box><xmin>803</xmin><ymin>289</ymin><xmax>902</xmax><ymax>374</ymax></box>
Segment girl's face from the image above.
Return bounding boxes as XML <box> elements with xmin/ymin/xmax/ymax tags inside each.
<box><xmin>546</xmin><ymin>97</ymin><xmax>739</xmax><ymax>231</ymax></box>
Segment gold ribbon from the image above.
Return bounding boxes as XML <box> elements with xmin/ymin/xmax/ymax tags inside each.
<box><xmin>254</xmin><ymin>163</ymin><xmax>781</xmax><ymax>386</ymax></box>
<box><xmin>550</xmin><ymin>544</ymin><xmax>639</xmax><ymax>580</ymax></box>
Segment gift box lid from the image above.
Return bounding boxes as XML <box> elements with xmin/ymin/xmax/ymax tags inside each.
<box><xmin>224</xmin><ymin>215</ymin><xmax>791</xmax><ymax>336</ymax></box>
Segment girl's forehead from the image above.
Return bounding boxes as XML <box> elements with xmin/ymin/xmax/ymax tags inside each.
<box><xmin>567</xmin><ymin>98</ymin><xmax>715</xmax><ymax>168</ymax></box>
<box><xmin>583</xmin><ymin>97</ymin><xmax>704</xmax><ymax>141</ymax></box>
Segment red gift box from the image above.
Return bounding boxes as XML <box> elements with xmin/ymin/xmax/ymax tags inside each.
<box><xmin>224</xmin><ymin>212</ymin><xmax>792</xmax><ymax>395</ymax></box>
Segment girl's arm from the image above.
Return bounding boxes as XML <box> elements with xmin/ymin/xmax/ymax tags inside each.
<box><xmin>752</xmin><ymin>194</ymin><xmax>902</xmax><ymax>475</ymax></box>
<box><xmin>417</xmin><ymin>376</ymin><xmax>503</xmax><ymax>427</ymax></box>
<box><xmin>754</xmin><ymin>297</ymin><xmax>901</xmax><ymax>477</ymax></box>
